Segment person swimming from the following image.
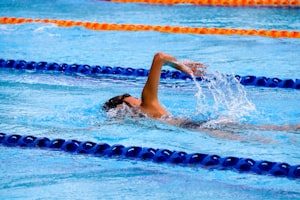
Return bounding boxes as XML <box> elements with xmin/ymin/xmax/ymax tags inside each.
<box><xmin>102</xmin><ymin>52</ymin><xmax>206</xmax><ymax>127</ymax></box>
<box><xmin>102</xmin><ymin>52</ymin><xmax>300</xmax><ymax>133</ymax></box>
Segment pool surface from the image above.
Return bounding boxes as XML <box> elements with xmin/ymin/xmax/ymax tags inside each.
<box><xmin>1</xmin><ymin>0</ymin><xmax>300</xmax><ymax>199</ymax></box>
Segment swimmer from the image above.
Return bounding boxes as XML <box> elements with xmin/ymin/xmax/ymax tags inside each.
<box><xmin>103</xmin><ymin>52</ymin><xmax>205</xmax><ymax>126</ymax></box>
<box><xmin>103</xmin><ymin>52</ymin><xmax>300</xmax><ymax>133</ymax></box>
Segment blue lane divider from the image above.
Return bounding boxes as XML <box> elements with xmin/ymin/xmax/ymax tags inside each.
<box><xmin>0</xmin><ymin>133</ymin><xmax>299</xmax><ymax>179</ymax></box>
<box><xmin>0</xmin><ymin>59</ymin><xmax>299</xmax><ymax>89</ymax></box>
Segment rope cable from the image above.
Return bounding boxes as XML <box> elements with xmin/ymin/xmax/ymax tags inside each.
<box><xmin>110</xmin><ymin>0</ymin><xmax>300</xmax><ymax>7</ymax></box>
<box><xmin>1</xmin><ymin>59</ymin><xmax>299</xmax><ymax>89</ymax></box>
<box><xmin>1</xmin><ymin>17</ymin><xmax>300</xmax><ymax>39</ymax></box>
<box><xmin>0</xmin><ymin>133</ymin><xmax>299</xmax><ymax>179</ymax></box>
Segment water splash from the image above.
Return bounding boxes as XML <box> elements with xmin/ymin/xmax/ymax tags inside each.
<box><xmin>190</xmin><ymin>71</ymin><xmax>256</xmax><ymax>124</ymax></box>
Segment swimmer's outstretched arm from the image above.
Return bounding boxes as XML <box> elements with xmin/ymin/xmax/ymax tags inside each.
<box><xmin>143</xmin><ymin>52</ymin><xmax>206</xmax><ymax>99</ymax></box>
<box><xmin>141</xmin><ymin>52</ymin><xmax>206</xmax><ymax>118</ymax></box>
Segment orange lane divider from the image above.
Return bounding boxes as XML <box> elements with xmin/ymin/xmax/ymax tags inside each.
<box><xmin>1</xmin><ymin>17</ymin><xmax>300</xmax><ymax>39</ymax></box>
<box><xmin>110</xmin><ymin>0</ymin><xmax>300</xmax><ymax>6</ymax></box>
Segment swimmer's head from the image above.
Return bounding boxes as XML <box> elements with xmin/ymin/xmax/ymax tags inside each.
<box><xmin>103</xmin><ymin>94</ymin><xmax>142</xmax><ymax>112</ymax></box>
<box><xmin>103</xmin><ymin>93</ymin><xmax>132</xmax><ymax>111</ymax></box>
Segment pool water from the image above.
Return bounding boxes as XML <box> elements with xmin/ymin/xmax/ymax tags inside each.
<box><xmin>0</xmin><ymin>0</ymin><xmax>300</xmax><ymax>199</ymax></box>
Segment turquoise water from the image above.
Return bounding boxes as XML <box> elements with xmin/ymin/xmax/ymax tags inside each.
<box><xmin>1</xmin><ymin>0</ymin><xmax>300</xmax><ymax>199</ymax></box>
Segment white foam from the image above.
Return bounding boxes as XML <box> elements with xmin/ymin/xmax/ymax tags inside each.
<box><xmin>190</xmin><ymin>71</ymin><xmax>256</xmax><ymax>127</ymax></box>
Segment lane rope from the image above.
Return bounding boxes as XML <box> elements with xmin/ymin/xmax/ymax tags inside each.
<box><xmin>1</xmin><ymin>59</ymin><xmax>299</xmax><ymax>89</ymax></box>
<box><xmin>0</xmin><ymin>133</ymin><xmax>299</xmax><ymax>179</ymax></box>
<box><xmin>1</xmin><ymin>17</ymin><xmax>300</xmax><ymax>39</ymax></box>
<box><xmin>110</xmin><ymin>0</ymin><xmax>300</xmax><ymax>7</ymax></box>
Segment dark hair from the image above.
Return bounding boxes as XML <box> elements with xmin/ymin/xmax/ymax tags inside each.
<box><xmin>102</xmin><ymin>93</ymin><xmax>131</xmax><ymax>111</ymax></box>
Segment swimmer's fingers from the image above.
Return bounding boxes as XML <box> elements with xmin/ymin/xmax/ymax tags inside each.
<box><xmin>193</xmin><ymin>69</ymin><xmax>206</xmax><ymax>77</ymax></box>
<box><xmin>193</xmin><ymin>62</ymin><xmax>207</xmax><ymax>69</ymax></box>
<box><xmin>188</xmin><ymin>63</ymin><xmax>207</xmax><ymax>77</ymax></box>
<box><xmin>185</xmin><ymin>65</ymin><xmax>205</xmax><ymax>77</ymax></box>
<box><xmin>175</xmin><ymin>60</ymin><xmax>207</xmax><ymax>76</ymax></box>
<box><xmin>184</xmin><ymin>63</ymin><xmax>207</xmax><ymax>76</ymax></box>
<box><xmin>181</xmin><ymin>61</ymin><xmax>207</xmax><ymax>69</ymax></box>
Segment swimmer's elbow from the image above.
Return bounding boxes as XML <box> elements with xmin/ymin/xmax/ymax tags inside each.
<box><xmin>154</xmin><ymin>52</ymin><xmax>165</xmax><ymax>59</ymax></box>
<box><xmin>154</xmin><ymin>52</ymin><xmax>176</xmax><ymax>65</ymax></box>
<box><xmin>153</xmin><ymin>52</ymin><xmax>165</xmax><ymax>63</ymax></box>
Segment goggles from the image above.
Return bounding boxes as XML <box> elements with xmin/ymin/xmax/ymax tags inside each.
<box><xmin>103</xmin><ymin>93</ymin><xmax>131</xmax><ymax>111</ymax></box>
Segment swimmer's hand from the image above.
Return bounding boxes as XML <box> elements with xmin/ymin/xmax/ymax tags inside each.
<box><xmin>161</xmin><ymin>53</ymin><xmax>206</xmax><ymax>77</ymax></box>
<box><xmin>180</xmin><ymin>60</ymin><xmax>207</xmax><ymax>77</ymax></box>
<box><xmin>170</xmin><ymin>60</ymin><xmax>206</xmax><ymax>77</ymax></box>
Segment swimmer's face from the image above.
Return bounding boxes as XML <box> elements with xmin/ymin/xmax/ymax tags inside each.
<box><xmin>121</xmin><ymin>96</ymin><xmax>142</xmax><ymax>108</ymax></box>
<box><xmin>103</xmin><ymin>94</ymin><xmax>141</xmax><ymax>111</ymax></box>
